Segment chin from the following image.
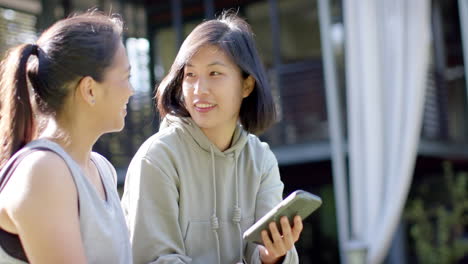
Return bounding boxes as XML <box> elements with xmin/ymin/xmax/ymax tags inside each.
<box><xmin>106</xmin><ymin>121</ymin><xmax>125</xmax><ymax>133</ymax></box>
<box><xmin>116</xmin><ymin>123</ymin><xmax>125</xmax><ymax>132</ymax></box>
<box><xmin>191</xmin><ymin>117</ymin><xmax>214</xmax><ymax>129</ymax></box>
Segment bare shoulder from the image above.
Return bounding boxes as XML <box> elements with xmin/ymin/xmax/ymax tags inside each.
<box><xmin>3</xmin><ymin>150</ymin><xmax>77</xmax><ymax>219</ymax></box>
<box><xmin>13</xmin><ymin>150</ymin><xmax>73</xmax><ymax>188</ymax></box>
<box><xmin>1</xmin><ymin>150</ymin><xmax>87</xmax><ymax>263</ymax></box>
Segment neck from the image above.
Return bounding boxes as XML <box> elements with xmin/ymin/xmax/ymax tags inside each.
<box><xmin>40</xmin><ymin>118</ymin><xmax>99</xmax><ymax>167</ymax></box>
<box><xmin>201</xmin><ymin>122</ymin><xmax>237</xmax><ymax>152</ymax></box>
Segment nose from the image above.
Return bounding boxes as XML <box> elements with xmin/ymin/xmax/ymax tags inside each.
<box><xmin>193</xmin><ymin>77</ymin><xmax>209</xmax><ymax>95</ymax></box>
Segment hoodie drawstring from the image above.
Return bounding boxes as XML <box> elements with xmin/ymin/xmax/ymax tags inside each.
<box><xmin>210</xmin><ymin>146</ymin><xmax>221</xmax><ymax>264</ymax></box>
<box><xmin>210</xmin><ymin>145</ymin><xmax>244</xmax><ymax>263</ymax></box>
<box><xmin>232</xmin><ymin>154</ymin><xmax>244</xmax><ymax>263</ymax></box>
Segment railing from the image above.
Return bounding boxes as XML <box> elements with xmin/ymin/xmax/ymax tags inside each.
<box><xmin>420</xmin><ymin>65</ymin><xmax>468</xmax><ymax>144</ymax></box>
<box><xmin>262</xmin><ymin>60</ymin><xmax>332</xmax><ymax>147</ymax></box>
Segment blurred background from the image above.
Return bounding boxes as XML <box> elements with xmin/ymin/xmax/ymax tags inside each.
<box><xmin>0</xmin><ymin>0</ymin><xmax>467</xmax><ymax>263</ymax></box>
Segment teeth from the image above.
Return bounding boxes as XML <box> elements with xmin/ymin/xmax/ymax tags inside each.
<box><xmin>196</xmin><ymin>103</ymin><xmax>215</xmax><ymax>108</ymax></box>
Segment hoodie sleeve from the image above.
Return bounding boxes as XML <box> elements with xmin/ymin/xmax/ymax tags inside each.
<box><xmin>121</xmin><ymin>154</ymin><xmax>191</xmax><ymax>264</ymax></box>
<box><xmin>244</xmin><ymin>146</ymin><xmax>299</xmax><ymax>264</ymax></box>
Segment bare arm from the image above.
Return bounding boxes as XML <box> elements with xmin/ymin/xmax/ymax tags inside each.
<box><xmin>2</xmin><ymin>151</ymin><xmax>88</xmax><ymax>264</ymax></box>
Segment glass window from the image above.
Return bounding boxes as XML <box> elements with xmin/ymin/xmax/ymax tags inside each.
<box><xmin>126</xmin><ymin>38</ymin><xmax>151</xmax><ymax>96</ymax></box>
<box><xmin>421</xmin><ymin>0</ymin><xmax>468</xmax><ymax>143</ymax></box>
<box><xmin>154</xmin><ymin>27</ymin><xmax>177</xmax><ymax>81</ymax></box>
<box><xmin>0</xmin><ymin>7</ymin><xmax>37</xmax><ymax>58</ymax></box>
<box><xmin>245</xmin><ymin>1</ymin><xmax>273</xmax><ymax>67</ymax></box>
<box><xmin>184</xmin><ymin>19</ymin><xmax>202</xmax><ymax>38</ymax></box>
<box><xmin>278</xmin><ymin>0</ymin><xmax>321</xmax><ymax>63</ymax></box>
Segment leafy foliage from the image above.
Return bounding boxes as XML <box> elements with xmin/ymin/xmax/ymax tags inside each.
<box><xmin>405</xmin><ymin>162</ymin><xmax>468</xmax><ymax>264</ymax></box>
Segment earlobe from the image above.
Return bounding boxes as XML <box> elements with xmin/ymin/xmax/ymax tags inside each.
<box><xmin>77</xmin><ymin>76</ymin><xmax>97</xmax><ymax>106</ymax></box>
<box><xmin>242</xmin><ymin>75</ymin><xmax>255</xmax><ymax>98</ymax></box>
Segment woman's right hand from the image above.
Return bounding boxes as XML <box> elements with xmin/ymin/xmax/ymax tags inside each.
<box><xmin>258</xmin><ymin>215</ymin><xmax>303</xmax><ymax>264</ymax></box>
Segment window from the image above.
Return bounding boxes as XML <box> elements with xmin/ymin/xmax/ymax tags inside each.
<box><xmin>278</xmin><ymin>0</ymin><xmax>321</xmax><ymax>63</ymax></box>
<box><xmin>0</xmin><ymin>7</ymin><xmax>36</xmax><ymax>58</ymax></box>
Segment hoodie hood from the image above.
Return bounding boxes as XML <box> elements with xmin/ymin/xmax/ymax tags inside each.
<box><xmin>160</xmin><ymin>115</ymin><xmax>249</xmax><ymax>157</ymax></box>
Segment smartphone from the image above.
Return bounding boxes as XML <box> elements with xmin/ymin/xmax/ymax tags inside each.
<box><xmin>242</xmin><ymin>190</ymin><xmax>322</xmax><ymax>245</ymax></box>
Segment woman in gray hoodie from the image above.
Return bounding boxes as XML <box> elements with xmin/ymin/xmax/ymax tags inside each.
<box><xmin>122</xmin><ymin>12</ymin><xmax>302</xmax><ymax>264</ymax></box>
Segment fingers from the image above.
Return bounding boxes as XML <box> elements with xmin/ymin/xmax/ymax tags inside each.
<box><xmin>261</xmin><ymin>215</ymin><xmax>304</xmax><ymax>259</ymax></box>
<box><xmin>261</xmin><ymin>230</ymin><xmax>274</xmax><ymax>250</ymax></box>
<box><xmin>292</xmin><ymin>215</ymin><xmax>303</xmax><ymax>242</ymax></box>
<box><xmin>261</xmin><ymin>223</ymin><xmax>284</xmax><ymax>258</ymax></box>
<box><xmin>269</xmin><ymin>221</ymin><xmax>286</xmax><ymax>253</ymax></box>
<box><xmin>280</xmin><ymin>216</ymin><xmax>294</xmax><ymax>248</ymax></box>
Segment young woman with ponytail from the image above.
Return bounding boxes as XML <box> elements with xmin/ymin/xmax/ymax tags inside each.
<box><xmin>0</xmin><ymin>12</ymin><xmax>133</xmax><ymax>264</ymax></box>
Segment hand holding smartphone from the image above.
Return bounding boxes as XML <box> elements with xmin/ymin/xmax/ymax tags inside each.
<box><xmin>243</xmin><ymin>190</ymin><xmax>322</xmax><ymax>245</ymax></box>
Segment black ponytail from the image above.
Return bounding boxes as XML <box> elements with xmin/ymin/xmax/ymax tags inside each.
<box><xmin>0</xmin><ymin>44</ymin><xmax>38</xmax><ymax>169</ymax></box>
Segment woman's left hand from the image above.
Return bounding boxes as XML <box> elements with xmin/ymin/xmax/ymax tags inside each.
<box><xmin>258</xmin><ymin>215</ymin><xmax>303</xmax><ymax>264</ymax></box>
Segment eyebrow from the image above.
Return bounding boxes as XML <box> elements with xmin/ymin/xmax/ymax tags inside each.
<box><xmin>186</xmin><ymin>61</ymin><xmax>228</xmax><ymax>68</ymax></box>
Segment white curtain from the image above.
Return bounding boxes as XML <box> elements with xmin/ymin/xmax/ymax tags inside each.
<box><xmin>459</xmin><ymin>0</ymin><xmax>468</xmax><ymax>97</ymax></box>
<box><xmin>342</xmin><ymin>0</ymin><xmax>431</xmax><ymax>263</ymax></box>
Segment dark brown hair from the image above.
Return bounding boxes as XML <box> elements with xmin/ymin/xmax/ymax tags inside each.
<box><xmin>0</xmin><ymin>11</ymin><xmax>123</xmax><ymax>168</ymax></box>
<box><xmin>156</xmin><ymin>11</ymin><xmax>277</xmax><ymax>135</ymax></box>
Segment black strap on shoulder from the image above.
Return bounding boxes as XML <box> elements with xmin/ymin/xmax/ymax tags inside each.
<box><xmin>0</xmin><ymin>148</ymin><xmax>38</xmax><ymax>194</ymax></box>
<box><xmin>0</xmin><ymin>146</ymin><xmax>52</xmax><ymax>193</ymax></box>
<box><xmin>0</xmin><ymin>148</ymin><xmax>46</xmax><ymax>262</ymax></box>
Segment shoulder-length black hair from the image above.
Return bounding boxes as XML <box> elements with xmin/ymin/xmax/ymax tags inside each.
<box><xmin>156</xmin><ymin>11</ymin><xmax>277</xmax><ymax>135</ymax></box>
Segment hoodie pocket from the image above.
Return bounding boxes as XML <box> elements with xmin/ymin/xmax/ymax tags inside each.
<box><xmin>184</xmin><ymin>217</ymin><xmax>256</xmax><ymax>263</ymax></box>
<box><xmin>184</xmin><ymin>220</ymin><xmax>217</xmax><ymax>262</ymax></box>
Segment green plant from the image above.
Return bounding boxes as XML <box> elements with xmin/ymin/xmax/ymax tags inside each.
<box><xmin>405</xmin><ymin>162</ymin><xmax>468</xmax><ymax>264</ymax></box>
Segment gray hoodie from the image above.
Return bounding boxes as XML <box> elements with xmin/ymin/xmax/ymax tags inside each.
<box><xmin>121</xmin><ymin>116</ymin><xmax>298</xmax><ymax>264</ymax></box>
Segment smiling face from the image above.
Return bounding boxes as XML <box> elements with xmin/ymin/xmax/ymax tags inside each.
<box><xmin>182</xmin><ymin>45</ymin><xmax>254</xmax><ymax>137</ymax></box>
<box><xmin>94</xmin><ymin>41</ymin><xmax>134</xmax><ymax>132</ymax></box>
